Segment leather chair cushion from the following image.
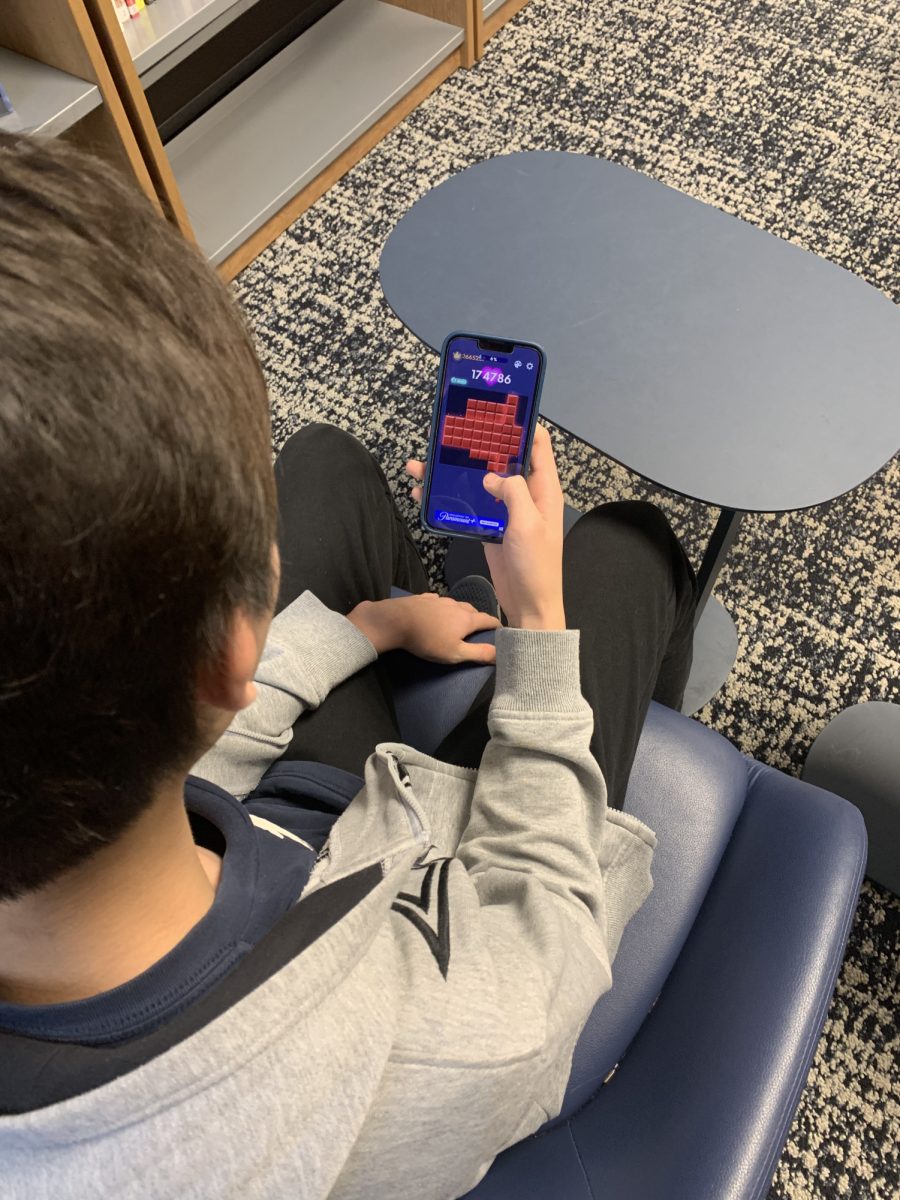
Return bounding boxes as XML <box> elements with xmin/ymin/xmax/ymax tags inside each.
<box><xmin>466</xmin><ymin>767</ymin><xmax>866</xmax><ymax>1199</ymax></box>
<box><xmin>551</xmin><ymin>702</ymin><xmax>749</xmax><ymax>1122</ymax></box>
<box><xmin>802</xmin><ymin>700</ymin><xmax>900</xmax><ymax>894</ymax></box>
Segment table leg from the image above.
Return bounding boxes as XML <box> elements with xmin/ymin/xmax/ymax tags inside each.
<box><xmin>695</xmin><ymin>508</ymin><xmax>744</xmax><ymax>626</ymax></box>
<box><xmin>681</xmin><ymin>507</ymin><xmax>745</xmax><ymax>714</ymax></box>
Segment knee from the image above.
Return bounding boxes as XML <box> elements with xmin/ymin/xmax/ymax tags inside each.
<box><xmin>576</xmin><ymin>500</ymin><xmax>677</xmax><ymax>549</ymax></box>
<box><xmin>276</xmin><ymin>422</ymin><xmax>377</xmax><ymax>480</ymax></box>
<box><xmin>570</xmin><ymin>501</ymin><xmax>694</xmax><ymax>594</ymax></box>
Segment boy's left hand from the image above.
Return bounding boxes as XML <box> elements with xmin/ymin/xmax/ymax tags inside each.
<box><xmin>347</xmin><ymin>594</ymin><xmax>499</xmax><ymax>663</ymax></box>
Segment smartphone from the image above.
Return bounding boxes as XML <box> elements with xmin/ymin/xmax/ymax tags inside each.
<box><xmin>421</xmin><ymin>332</ymin><xmax>546</xmax><ymax>543</ymax></box>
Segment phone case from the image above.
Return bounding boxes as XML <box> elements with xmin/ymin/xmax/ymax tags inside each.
<box><xmin>420</xmin><ymin>331</ymin><xmax>546</xmax><ymax>543</ymax></box>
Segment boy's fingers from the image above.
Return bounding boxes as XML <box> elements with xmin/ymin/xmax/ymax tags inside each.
<box><xmin>524</xmin><ymin>425</ymin><xmax>563</xmax><ymax>512</ymax></box>
<box><xmin>411</xmin><ymin>487</ymin><xmax>423</xmax><ymax>504</ymax></box>
<box><xmin>457</xmin><ymin>641</ymin><xmax>496</xmax><ymax>665</ymax></box>
<box><xmin>406</xmin><ymin>460</ymin><xmax>426</xmax><ymax>480</ymax></box>
<box><xmin>466</xmin><ymin>611</ymin><xmax>502</xmax><ymax>632</ymax></box>
<box><xmin>483</xmin><ymin>471</ymin><xmax>535</xmax><ymax>522</ymax></box>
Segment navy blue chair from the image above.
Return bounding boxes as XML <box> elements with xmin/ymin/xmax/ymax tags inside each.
<box><xmin>384</xmin><ymin>624</ymin><xmax>867</xmax><ymax>1200</ymax></box>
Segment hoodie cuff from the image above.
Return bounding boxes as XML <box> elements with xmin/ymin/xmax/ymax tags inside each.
<box><xmin>491</xmin><ymin>627</ymin><xmax>585</xmax><ymax>714</ymax></box>
<box><xmin>257</xmin><ymin>590</ymin><xmax>377</xmax><ymax>701</ymax></box>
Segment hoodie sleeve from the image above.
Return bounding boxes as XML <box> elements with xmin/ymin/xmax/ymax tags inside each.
<box><xmin>458</xmin><ymin>626</ymin><xmax>656</xmax><ymax>960</ymax></box>
<box><xmin>192</xmin><ymin>590</ymin><xmax>377</xmax><ymax>799</ymax></box>
<box><xmin>327</xmin><ymin>628</ymin><xmax>657</xmax><ymax>1200</ymax></box>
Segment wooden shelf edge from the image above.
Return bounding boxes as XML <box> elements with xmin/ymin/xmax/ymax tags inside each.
<box><xmin>0</xmin><ymin>0</ymin><xmax>160</xmax><ymax>206</ymax></box>
<box><xmin>64</xmin><ymin>0</ymin><xmax>159</xmax><ymax>204</ymax></box>
<box><xmin>64</xmin><ymin>0</ymin><xmax>159</xmax><ymax>205</ymax></box>
<box><xmin>482</xmin><ymin>0</ymin><xmax>529</xmax><ymax>45</ymax></box>
<box><xmin>472</xmin><ymin>0</ymin><xmax>484</xmax><ymax>60</ymax></box>
<box><xmin>82</xmin><ymin>0</ymin><xmax>195</xmax><ymax>242</ymax></box>
<box><xmin>217</xmin><ymin>43</ymin><xmax>462</xmax><ymax>281</ymax></box>
<box><xmin>380</xmin><ymin>0</ymin><xmax>474</xmax><ymax>67</ymax></box>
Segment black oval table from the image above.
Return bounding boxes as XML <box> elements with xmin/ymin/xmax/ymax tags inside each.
<box><xmin>380</xmin><ymin>152</ymin><xmax>900</xmax><ymax>711</ymax></box>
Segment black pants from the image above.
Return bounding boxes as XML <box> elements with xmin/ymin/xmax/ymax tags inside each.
<box><xmin>275</xmin><ymin>424</ymin><xmax>697</xmax><ymax>811</ymax></box>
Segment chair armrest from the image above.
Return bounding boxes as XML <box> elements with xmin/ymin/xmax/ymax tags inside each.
<box><xmin>466</xmin><ymin>765</ymin><xmax>866</xmax><ymax>1200</ymax></box>
<box><xmin>551</xmin><ymin>703</ymin><xmax>749</xmax><ymax>1122</ymax></box>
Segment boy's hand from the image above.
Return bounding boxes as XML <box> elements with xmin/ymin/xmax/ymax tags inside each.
<box><xmin>406</xmin><ymin>424</ymin><xmax>566</xmax><ymax>631</ymax></box>
<box><xmin>481</xmin><ymin>425</ymin><xmax>566</xmax><ymax>630</ymax></box>
<box><xmin>347</xmin><ymin>594</ymin><xmax>499</xmax><ymax>663</ymax></box>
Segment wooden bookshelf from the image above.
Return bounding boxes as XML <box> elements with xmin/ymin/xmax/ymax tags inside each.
<box><xmin>4</xmin><ymin>0</ymin><xmax>531</xmax><ymax>276</ymax></box>
<box><xmin>165</xmin><ymin>0</ymin><xmax>464</xmax><ymax>268</ymax></box>
<box><xmin>93</xmin><ymin>0</ymin><xmax>474</xmax><ymax>277</ymax></box>
<box><xmin>483</xmin><ymin>0</ymin><xmax>530</xmax><ymax>43</ymax></box>
<box><xmin>83</xmin><ymin>0</ymin><xmax>194</xmax><ymax>237</ymax></box>
<box><xmin>0</xmin><ymin>0</ymin><xmax>164</xmax><ymax>216</ymax></box>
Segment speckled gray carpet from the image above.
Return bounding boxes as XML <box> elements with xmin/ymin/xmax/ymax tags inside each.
<box><xmin>233</xmin><ymin>0</ymin><xmax>900</xmax><ymax>1193</ymax></box>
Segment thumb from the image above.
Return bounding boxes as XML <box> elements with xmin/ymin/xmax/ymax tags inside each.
<box><xmin>483</xmin><ymin>472</ymin><xmax>536</xmax><ymax>522</ymax></box>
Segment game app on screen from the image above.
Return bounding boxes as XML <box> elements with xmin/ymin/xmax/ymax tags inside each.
<box><xmin>422</xmin><ymin>333</ymin><xmax>545</xmax><ymax>542</ymax></box>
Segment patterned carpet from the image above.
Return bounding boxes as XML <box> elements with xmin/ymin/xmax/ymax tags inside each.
<box><xmin>233</xmin><ymin>0</ymin><xmax>900</xmax><ymax>1193</ymax></box>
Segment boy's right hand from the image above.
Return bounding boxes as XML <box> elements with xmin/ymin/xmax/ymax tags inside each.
<box><xmin>481</xmin><ymin>425</ymin><xmax>566</xmax><ymax>631</ymax></box>
<box><xmin>405</xmin><ymin>424</ymin><xmax>566</xmax><ymax>632</ymax></box>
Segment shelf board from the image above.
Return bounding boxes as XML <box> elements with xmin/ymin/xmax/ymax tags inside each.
<box><xmin>166</xmin><ymin>0</ymin><xmax>462</xmax><ymax>264</ymax></box>
<box><xmin>0</xmin><ymin>46</ymin><xmax>101</xmax><ymax>136</ymax></box>
<box><xmin>483</xmin><ymin>0</ymin><xmax>505</xmax><ymax>17</ymax></box>
<box><xmin>120</xmin><ymin>0</ymin><xmax>251</xmax><ymax>78</ymax></box>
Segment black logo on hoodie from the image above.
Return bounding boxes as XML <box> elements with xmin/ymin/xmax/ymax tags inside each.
<box><xmin>392</xmin><ymin>858</ymin><xmax>451</xmax><ymax>979</ymax></box>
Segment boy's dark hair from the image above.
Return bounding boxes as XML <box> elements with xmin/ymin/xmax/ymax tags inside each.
<box><xmin>0</xmin><ymin>133</ymin><xmax>277</xmax><ymax>901</ymax></box>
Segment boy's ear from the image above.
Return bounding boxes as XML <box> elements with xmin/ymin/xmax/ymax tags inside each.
<box><xmin>195</xmin><ymin>611</ymin><xmax>262</xmax><ymax>715</ymax></box>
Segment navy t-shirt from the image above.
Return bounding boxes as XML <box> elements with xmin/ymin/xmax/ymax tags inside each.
<box><xmin>0</xmin><ymin>762</ymin><xmax>364</xmax><ymax>1046</ymax></box>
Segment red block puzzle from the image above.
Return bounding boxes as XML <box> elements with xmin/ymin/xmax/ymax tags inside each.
<box><xmin>442</xmin><ymin>395</ymin><xmax>524</xmax><ymax>473</ymax></box>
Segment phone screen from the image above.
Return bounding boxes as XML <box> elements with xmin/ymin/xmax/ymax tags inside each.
<box><xmin>424</xmin><ymin>334</ymin><xmax>544</xmax><ymax>540</ymax></box>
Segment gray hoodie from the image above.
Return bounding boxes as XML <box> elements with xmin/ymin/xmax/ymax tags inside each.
<box><xmin>0</xmin><ymin>593</ymin><xmax>655</xmax><ymax>1200</ymax></box>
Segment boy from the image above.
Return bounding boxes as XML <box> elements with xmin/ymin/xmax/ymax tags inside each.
<box><xmin>0</xmin><ymin>132</ymin><xmax>695</xmax><ymax>1199</ymax></box>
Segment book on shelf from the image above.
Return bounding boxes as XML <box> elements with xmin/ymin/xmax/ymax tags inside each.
<box><xmin>0</xmin><ymin>79</ymin><xmax>23</xmax><ymax>133</ymax></box>
<box><xmin>114</xmin><ymin>0</ymin><xmax>156</xmax><ymax>22</ymax></box>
